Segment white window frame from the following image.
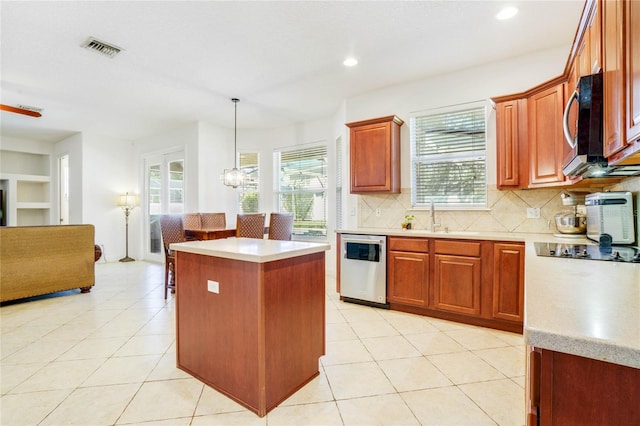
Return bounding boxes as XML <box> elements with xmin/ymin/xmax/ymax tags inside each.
<box><xmin>274</xmin><ymin>143</ymin><xmax>328</xmax><ymax>240</ymax></box>
<box><xmin>238</xmin><ymin>152</ymin><xmax>259</xmax><ymax>213</ymax></box>
<box><xmin>410</xmin><ymin>102</ymin><xmax>488</xmax><ymax>210</ymax></box>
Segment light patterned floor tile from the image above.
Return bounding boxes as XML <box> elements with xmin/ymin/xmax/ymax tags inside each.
<box><xmin>325</xmin><ymin>322</ymin><xmax>357</xmax><ymax>342</ymax></box>
<box><xmin>192</xmin><ymin>411</ymin><xmax>266</xmax><ymax>425</ymax></box>
<box><xmin>428</xmin><ymin>352</ymin><xmax>506</xmax><ymax>385</ymax></box>
<box><xmin>347</xmin><ymin>320</ymin><xmax>399</xmax><ymax>338</ymax></box>
<box><xmin>280</xmin><ymin>370</ymin><xmax>334</xmax><ymax>406</ymax></box>
<box><xmin>338</xmin><ymin>393</ymin><xmax>420</xmax><ymax>425</ymax></box>
<box><xmin>194</xmin><ymin>385</ymin><xmax>250</xmax><ymax>416</ymax></box>
<box><xmin>378</xmin><ymin>357</ymin><xmax>452</xmax><ymax>392</ymax></box>
<box><xmin>82</xmin><ymin>354</ymin><xmax>162</xmax><ymax>386</ymax></box>
<box><xmin>459</xmin><ymin>379</ymin><xmax>526</xmax><ymax>426</ymax></box>
<box><xmin>10</xmin><ymin>358</ymin><xmax>105</xmax><ymax>393</ymax></box>
<box><xmin>401</xmin><ymin>386</ymin><xmax>497</xmax><ymax>425</ymax></box>
<box><xmin>56</xmin><ymin>335</ymin><xmax>130</xmax><ymax>361</ymax></box>
<box><xmin>0</xmin><ymin>389</ymin><xmax>72</xmax><ymax>426</ymax></box>
<box><xmin>116</xmin><ymin>378</ymin><xmax>203</xmax><ymax>424</ymax></box>
<box><xmin>113</xmin><ymin>334</ymin><xmax>174</xmax><ymax>357</ymax></box>
<box><xmin>473</xmin><ymin>346</ymin><xmax>526</xmax><ymax>378</ymax></box>
<box><xmin>39</xmin><ymin>383</ymin><xmax>140</xmax><ymax>425</ymax></box>
<box><xmin>445</xmin><ymin>328</ymin><xmax>512</xmax><ymax>350</ymax></box>
<box><xmin>405</xmin><ymin>331</ymin><xmax>467</xmax><ymax>356</ymax></box>
<box><xmin>360</xmin><ymin>335</ymin><xmax>421</xmax><ymax>360</ymax></box>
<box><xmin>0</xmin><ymin>362</ymin><xmax>47</xmax><ymax>394</ymax></box>
<box><xmin>267</xmin><ymin>401</ymin><xmax>342</xmax><ymax>426</ymax></box>
<box><xmin>324</xmin><ymin>362</ymin><xmax>395</xmax><ymax>400</ymax></box>
<box><xmin>321</xmin><ymin>339</ymin><xmax>373</xmax><ymax>366</ymax></box>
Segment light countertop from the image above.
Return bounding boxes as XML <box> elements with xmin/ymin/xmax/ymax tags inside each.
<box><xmin>336</xmin><ymin>228</ymin><xmax>640</xmax><ymax>369</ymax></box>
<box><xmin>170</xmin><ymin>237</ymin><xmax>330</xmax><ymax>263</ymax></box>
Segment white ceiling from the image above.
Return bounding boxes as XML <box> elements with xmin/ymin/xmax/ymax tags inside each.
<box><xmin>0</xmin><ymin>0</ymin><xmax>585</xmax><ymax>143</ymax></box>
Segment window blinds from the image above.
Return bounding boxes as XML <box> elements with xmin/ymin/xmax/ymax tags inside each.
<box><xmin>276</xmin><ymin>145</ymin><xmax>328</xmax><ymax>238</ymax></box>
<box><xmin>411</xmin><ymin>106</ymin><xmax>487</xmax><ymax>207</ymax></box>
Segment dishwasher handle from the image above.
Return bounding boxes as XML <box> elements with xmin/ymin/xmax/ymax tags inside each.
<box><xmin>342</xmin><ymin>237</ymin><xmax>385</xmax><ymax>246</ymax></box>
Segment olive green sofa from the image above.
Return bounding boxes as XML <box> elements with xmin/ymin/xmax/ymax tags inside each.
<box><xmin>0</xmin><ymin>224</ymin><xmax>95</xmax><ymax>302</ymax></box>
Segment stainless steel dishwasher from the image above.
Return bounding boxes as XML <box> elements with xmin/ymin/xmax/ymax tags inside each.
<box><xmin>339</xmin><ymin>234</ymin><xmax>388</xmax><ymax>308</ymax></box>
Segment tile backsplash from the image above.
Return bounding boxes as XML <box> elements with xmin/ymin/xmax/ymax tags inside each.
<box><xmin>358</xmin><ymin>177</ymin><xmax>640</xmax><ymax>234</ymax></box>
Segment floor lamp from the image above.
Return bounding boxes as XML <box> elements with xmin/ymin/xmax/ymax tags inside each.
<box><xmin>118</xmin><ymin>192</ymin><xmax>137</xmax><ymax>262</ymax></box>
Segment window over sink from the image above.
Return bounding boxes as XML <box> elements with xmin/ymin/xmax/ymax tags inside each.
<box><xmin>410</xmin><ymin>103</ymin><xmax>488</xmax><ymax>209</ymax></box>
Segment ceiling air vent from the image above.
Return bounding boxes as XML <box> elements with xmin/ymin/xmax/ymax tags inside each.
<box><xmin>81</xmin><ymin>37</ymin><xmax>123</xmax><ymax>58</ymax></box>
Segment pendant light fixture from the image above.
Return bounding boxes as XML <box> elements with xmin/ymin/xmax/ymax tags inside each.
<box><xmin>223</xmin><ymin>98</ymin><xmax>245</xmax><ymax>188</ymax></box>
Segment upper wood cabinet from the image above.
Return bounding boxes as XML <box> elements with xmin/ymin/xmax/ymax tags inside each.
<box><xmin>528</xmin><ymin>83</ymin><xmax>568</xmax><ymax>186</ymax></box>
<box><xmin>346</xmin><ymin>115</ymin><xmax>403</xmax><ymax>194</ymax></box>
<box><xmin>602</xmin><ymin>0</ymin><xmax>625</xmax><ymax>157</ymax></box>
<box><xmin>495</xmin><ymin>99</ymin><xmax>527</xmax><ymax>189</ymax></box>
<box><xmin>603</xmin><ymin>0</ymin><xmax>640</xmax><ymax>164</ymax></box>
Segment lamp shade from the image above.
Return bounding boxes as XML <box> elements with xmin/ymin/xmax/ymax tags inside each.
<box><xmin>117</xmin><ymin>192</ymin><xmax>138</xmax><ymax>209</ymax></box>
<box><xmin>223</xmin><ymin>167</ymin><xmax>244</xmax><ymax>188</ymax></box>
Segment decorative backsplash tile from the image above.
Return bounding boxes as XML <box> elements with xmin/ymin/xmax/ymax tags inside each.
<box><xmin>359</xmin><ymin>177</ymin><xmax>640</xmax><ymax>234</ymax></box>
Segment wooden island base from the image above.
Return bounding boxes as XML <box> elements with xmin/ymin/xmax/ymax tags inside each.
<box><xmin>175</xmin><ymin>250</ymin><xmax>326</xmax><ymax>417</ymax></box>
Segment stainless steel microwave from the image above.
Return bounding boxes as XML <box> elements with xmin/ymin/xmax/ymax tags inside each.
<box><xmin>562</xmin><ymin>74</ymin><xmax>640</xmax><ymax>178</ymax></box>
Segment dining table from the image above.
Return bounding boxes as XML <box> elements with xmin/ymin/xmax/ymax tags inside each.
<box><xmin>184</xmin><ymin>227</ymin><xmax>237</xmax><ymax>241</ymax></box>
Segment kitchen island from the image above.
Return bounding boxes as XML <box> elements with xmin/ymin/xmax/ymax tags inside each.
<box><xmin>170</xmin><ymin>237</ymin><xmax>330</xmax><ymax>417</ymax></box>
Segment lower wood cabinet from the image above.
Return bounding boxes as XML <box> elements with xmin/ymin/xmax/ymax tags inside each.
<box><xmin>387</xmin><ymin>237</ymin><xmax>429</xmax><ymax>307</ymax></box>
<box><xmin>386</xmin><ymin>236</ymin><xmax>524</xmax><ymax>333</ymax></box>
<box><xmin>527</xmin><ymin>346</ymin><xmax>640</xmax><ymax>426</ymax></box>
<box><xmin>433</xmin><ymin>240</ymin><xmax>482</xmax><ymax>316</ymax></box>
<box><xmin>492</xmin><ymin>243</ymin><xmax>525</xmax><ymax>323</ymax></box>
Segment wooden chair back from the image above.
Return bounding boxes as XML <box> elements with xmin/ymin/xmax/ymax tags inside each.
<box><xmin>236</xmin><ymin>213</ymin><xmax>266</xmax><ymax>239</ymax></box>
<box><xmin>182</xmin><ymin>213</ymin><xmax>202</xmax><ymax>230</ymax></box>
<box><xmin>201</xmin><ymin>213</ymin><xmax>226</xmax><ymax>229</ymax></box>
<box><xmin>268</xmin><ymin>213</ymin><xmax>294</xmax><ymax>241</ymax></box>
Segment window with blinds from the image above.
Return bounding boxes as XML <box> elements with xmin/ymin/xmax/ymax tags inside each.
<box><xmin>275</xmin><ymin>144</ymin><xmax>327</xmax><ymax>238</ymax></box>
<box><xmin>238</xmin><ymin>152</ymin><xmax>259</xmax><ymax>213</ymax></box>
<box><xmin>410</xmin><ymin>105</ymin><xmax>487</xmax><ymax>208</ymax></box>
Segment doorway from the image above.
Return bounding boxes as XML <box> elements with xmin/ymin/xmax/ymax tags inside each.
<box><xmin>144</xmin><ymin>151</ymin><xmax>185</xmax><ymax>262</ymax></box>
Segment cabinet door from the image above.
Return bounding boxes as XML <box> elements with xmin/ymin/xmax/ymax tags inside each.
<box><xmin>602</xmin><ymin>0</ymin><xmax>625</xmax><ymax>156</ymax></box>
<box><xmin>348</xmin><ymin>116</ymin><xmax>402</xmax><ymax>194</ymax></box>
<box><xmin>496</xmin><ymin>100</ymin><xmax>525</xmax><ymax>188</ymax></box>
<box><xmin>626</xmin><ymin>0</ymin><xmax>640</xmax><ymax>144</ymax></box>
<box><xmin>388</xmin><ymin>251</ymin><xmax>429</xmax><ymax>307</ymax></box>
<box><xmin>528</xmin><ymin>84</ymin><xmax>567</xmax><ymax>185</ymax></box>
<box><xmin>492</xmin><ymin>243</ymin><xmax>524</xmax><ymax>323</ymax></box>
<box><xmin>433</xmin><ymin>254</ymin><xmax>481</xmax><ymax>316</ymax></box>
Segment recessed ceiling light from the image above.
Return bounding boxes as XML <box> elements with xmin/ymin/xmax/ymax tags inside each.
<box><xmin>496</xmin><ymin>6</ymin><xmax>518</xmax><ymax>20</ymax></box>
<box><xmin>343</xmin><ymin>57</ymin><xmax>358</xmax><ymax>67</ymax></box>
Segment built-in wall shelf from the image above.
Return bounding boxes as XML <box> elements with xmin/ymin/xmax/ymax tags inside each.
<box><xmin>0</xmin><ymin>172</ymin><xmax>52</xmax><ymax>227</ymax></box>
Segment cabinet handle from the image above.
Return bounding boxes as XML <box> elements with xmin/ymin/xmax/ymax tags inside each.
<box><xmin>562</xmin><ymin>90</ymin><xmax>579</xmax><ymax>149</ymax></box>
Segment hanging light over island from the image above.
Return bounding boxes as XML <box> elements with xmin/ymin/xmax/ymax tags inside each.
<box><xmin>223</xmin><ymin>98</ymin><xmax>245</xmax><ymax>188</ymax></box>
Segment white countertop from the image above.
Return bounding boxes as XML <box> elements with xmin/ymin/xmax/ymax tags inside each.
<box><xmin>337</xmin><ymin>228</ymin><xmax>640</xmax><ymax>369</ymax></box>
<box><xmin>170</xmin><ymin>237</ymin><xmax>330</xmax><ymax>263</ymax></box>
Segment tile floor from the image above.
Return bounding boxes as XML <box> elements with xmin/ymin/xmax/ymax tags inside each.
<box><xmin>1</xmin><ymin>261</ymin><xmax>526</xmax><ymax>425</ymax></box>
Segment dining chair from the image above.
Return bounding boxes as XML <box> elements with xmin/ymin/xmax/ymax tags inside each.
<box><xmin>182</xmin><ymin>213</ymin><xmax>202</xmax><ymax>230</ymax></box>
<box><xmin>159</xmin><ymin>214</ymin><xmax>186</xmax><ymax>299</ymax></box>
<box><xmin>200</xmin><ymin>212</ymin><xmax>226</xmax><ymax>229</ymax></box>
<box><xmin>236</xmin><ymin>213</ymin><xmax>266</xmax><ymax>239</ymax></box>
<box><xmin>268</xmin><ymin>212</ymin><xmax>294</xmax><ymax>241</ymax></box>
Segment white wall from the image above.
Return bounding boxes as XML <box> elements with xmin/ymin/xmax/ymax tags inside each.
<box><xmin>81</xmin><ymin>133</ymin><xmax>136</xmax><ymax>262</ymax></box>
<box><xmin>197</xmin><ymin>122</ymin><xmax>236</xmax><ymax>225</ymax></box>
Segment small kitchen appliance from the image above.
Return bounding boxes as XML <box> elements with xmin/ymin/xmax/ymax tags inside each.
<box><xmin>554</xmin><ymin>192</ymin><xmax>587</xmax><ymax>237</ymax></box>
<box><xmin>585</xmin><ymin>191</ymin><xmax>636</xmax><ymax>245</ymax></box>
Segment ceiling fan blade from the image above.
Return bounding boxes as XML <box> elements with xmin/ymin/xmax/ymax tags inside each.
<box><xmin>0</xmin><ymin>104</ymin><xmax>42</xmax><ymax>118</ymax></box>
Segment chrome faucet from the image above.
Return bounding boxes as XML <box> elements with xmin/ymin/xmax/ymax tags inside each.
<box><xmin>430</xmin><ymin>200</ymin><xmax>441</xmax><ymax>232</ymax></box>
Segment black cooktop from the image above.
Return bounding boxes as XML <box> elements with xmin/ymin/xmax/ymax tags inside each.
<box><xmin>534</xmin><ymin>242</ymin><xmax>640</xmax><ymax>263</ymax></box>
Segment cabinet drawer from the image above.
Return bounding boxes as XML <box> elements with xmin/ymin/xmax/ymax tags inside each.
<box><xmin>388</xmin><ymin>237</ymin><xmax>429</xmax><ymax>253</ymax></box>
<box><xmin>434</xmin><ymin>240</ymin><xmax>481</xmax><ymax>257</ymax></box>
